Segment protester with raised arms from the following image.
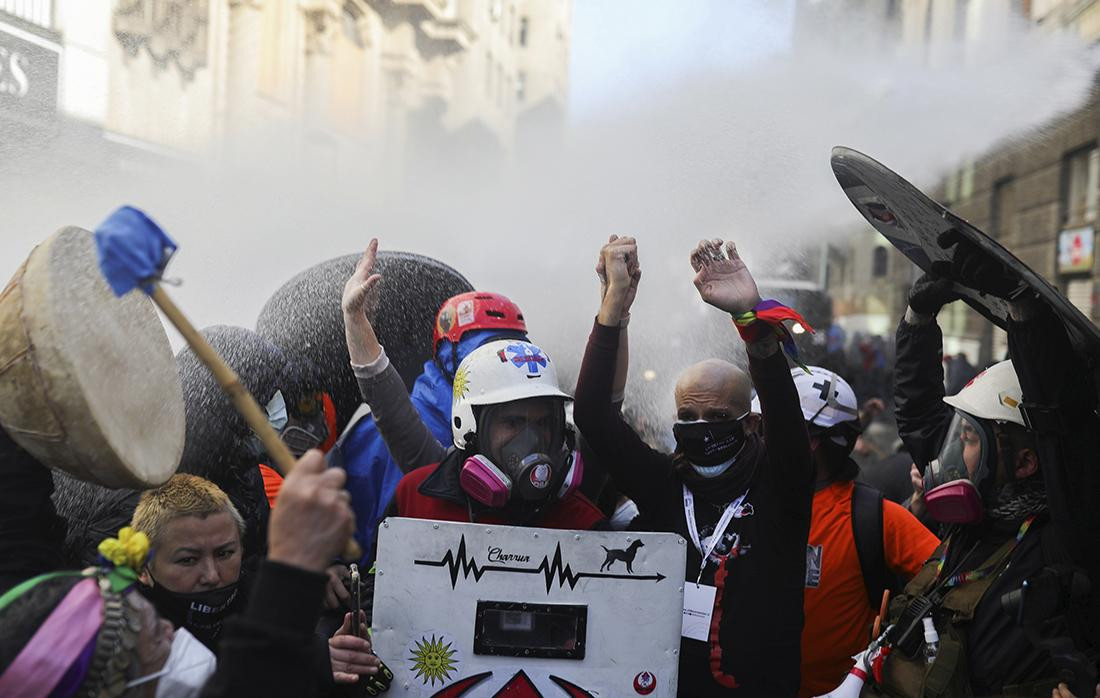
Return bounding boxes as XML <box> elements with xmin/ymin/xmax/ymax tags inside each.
<box><xmin>574</xmin><ymin>236</ymin><xmax>814</xmax><ymax>696</ymax></box>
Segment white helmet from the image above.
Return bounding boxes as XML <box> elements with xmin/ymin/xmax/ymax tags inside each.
<box><xmin>790</xmin><ymin>366</ymin><xmax>859</xmax><ymax>429</ymax></box>
<box><xmin>942</xmin><ymin>359</ymin><xmax>1024</xmax><ymax>426</ymax></box>
<box><xmin>451</xmin><ymin>339</ymin><xmax>571</xmax><ymax>449</ymax></box>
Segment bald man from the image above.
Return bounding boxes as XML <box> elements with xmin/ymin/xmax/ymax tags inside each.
<box><xmin>574</xmin><ymin>237</ymin><xmax>813</xmax><ymax>697</ymax></box>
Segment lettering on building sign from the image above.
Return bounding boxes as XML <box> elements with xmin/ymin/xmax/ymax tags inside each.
<box><xmin>0</xmin><ymin>26</ymin><xmax>60</xmax><ymax>121</ymax></box>
<box><xmin>113</xmin><ymin>0</ymin><xmax>209</xmax><ymax>82</ymax></box>
<box><xmin>0</xmin><ymin>47</ymin><xmax>29</xmax><ymax>97</ymax></box>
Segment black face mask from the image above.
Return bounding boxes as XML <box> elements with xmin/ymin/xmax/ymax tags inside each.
<box><xmin>141</xmin><ymin>578</ymin><xmax>241</xmax><ymax>649</ymax></box>
<box><xmin>673</xmin><ymin>419</ymin><xmax>747</xmax><ymax>467</ymax></box>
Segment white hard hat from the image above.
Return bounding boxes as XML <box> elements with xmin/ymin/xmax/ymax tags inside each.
<box><xmin>943</xmin><ymin>359</ymin><xmax>1024</xmax><ymax>426</ymax></box>
<box><xmin>791</xmin><ymin>366</ymin><xmax>859</xmax><ymax>428</ymax></box>
<box><xmin>451</xmin><ymin>339</ymin><xmax>571</xmax><ymax>449</ymax></box>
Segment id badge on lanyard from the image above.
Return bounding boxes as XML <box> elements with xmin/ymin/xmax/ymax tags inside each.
<box><xmin>680</xmin><ymin>485</ymin><xmax>748</xmax><ymax>642</ymax></box>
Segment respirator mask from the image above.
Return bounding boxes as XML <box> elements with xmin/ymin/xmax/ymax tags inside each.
<box><xmin>460</xmin><ymin>400</ymin><xmax>582</xmax><ymax>508</ymax></box>
<box><xmin>923</xmin><ymin>410</ymin><xmax>993</xmax><ymax>524</ymax></box>
<box><xmin>248</xmin><ymin>389</ymin><xmax>330</xmax><ymax>458</ymax></box>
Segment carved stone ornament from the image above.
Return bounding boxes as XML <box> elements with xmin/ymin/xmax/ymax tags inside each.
<box><xmin>113</xmin><ymin>0</ymin><xmax>210</xmax><ymax>81</ymax></box>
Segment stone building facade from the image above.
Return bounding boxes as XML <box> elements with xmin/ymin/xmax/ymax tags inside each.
<box><xmin>0</xmin><ymin>0</ymin><xmax>571</xmax><ymax>171</ymax></box>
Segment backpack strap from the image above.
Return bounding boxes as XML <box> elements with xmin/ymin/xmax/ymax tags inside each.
<box><xmin>852</xmin><ymin>481</ymin><xmax>887</xmax><ymax>609</ymax></box>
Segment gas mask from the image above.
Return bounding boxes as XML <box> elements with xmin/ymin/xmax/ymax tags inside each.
<box><xmin>673</xmin><ymin>413</ymin><xmax>749</xmax><ymax>477</ymax></box>
<box><xmin>459</xmin><ymin>401</ymin><xmax>582</xmax><ymax>508</ymax></box>
<box><xmin>923</xmin><ymin>410</ymin><xmax>993</xmax><ymax>524</ymax></box>
<box><xmin>124</xmin><ymin>627</ymin><xmax>217</xmax><ymax>698</ymax></box>
<box><xmin>248</xmin><ymin>389</ymin><xmax>330</xmax><ymax>459</ymax></box>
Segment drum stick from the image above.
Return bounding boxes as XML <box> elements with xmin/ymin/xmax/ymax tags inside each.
<box><xmin>152</xmin><ymin>286</ymin><xmax>362</xmax><ymax>560</ymax></box>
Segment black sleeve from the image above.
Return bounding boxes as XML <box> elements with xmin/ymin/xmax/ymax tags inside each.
<box><xmin>0</xmin><ymin>426</ymin><xmax>66</xmax><ymax>594</ymax></box>
<box><xmin>750</xmin><ymin>348</ymin><xmax>813</xmax><ymax>516</ymax></box>
<box><xmin>201</xmin><ymin>560</ymin><xmax>328</xmax><ymax>698</ymax></box>
<box><xmin>572</xmin><ymin>319</ymin><xmax>675</xmax><ymax>515</ymax></box>
<box><xmin>894</xmin><ymin>318</ymin><xmax>954</xmax><ymax>472</ymax></box>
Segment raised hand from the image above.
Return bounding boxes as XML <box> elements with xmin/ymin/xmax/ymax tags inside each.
<box><xmin>597</xmin><ymin>235</ymin><xmax>641</xmax><ymax>326</ymax></box>
<box><xmin>690</xmin><ymin>239</ymin><xmax>761</xmax><ymax>315</ymax></box>
<box><xmin>907</xmin><ymin>272</ymin><xmax>959</xmax><ymax>317</ymax></box>
<box><xmin>341</xmin><ymin>238</ymin><xmax>383</xmax><ymax>319</ymax></box>
<box><xmin>342</xmin><ymin>239</ymin><xmax>384</xmax><ymax>365</ymax></box>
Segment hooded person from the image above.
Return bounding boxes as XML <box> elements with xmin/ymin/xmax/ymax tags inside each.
<box><xmin>51</xmin><ymin>474</ymin><xmax>142</xmax><ymax>569</ymax></box>
<box><xmin>332</xmin><ymin>242</ymin><xmax>529</xmax><ymax>563</ymax></box>
<box><xmin>573</xmin><ymin>236</ymin><xmax>815</xmax><ymax>697</ymax></box>
<box><xmin>0</xmin><ymin>527</ymin><xmax>216</xmax><ymax>698</ymax></box>
<box><xmin>175</xmin><ymin>326</ymin><xmax>336</xmax><ymax>575</ymax></box>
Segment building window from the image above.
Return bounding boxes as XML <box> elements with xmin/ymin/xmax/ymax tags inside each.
<box><xmin>955</xmin><ymin>0</ymin><xmax>969</xmax><ymax>40</ymax></box>
<box><xmin>519</xmin><ymin>17</ymin><xmax>528</xmax><ymax>46</ymax></box>
<box><xmin>485</xmin><ymin>51</ymin><xmax>492</xmax><ymax>96</ymax></box>
<box><xmin>516</xmin><ymin>71</ymin><xmax>526</xmax><ymax>103</ymax></box>
<box><xmin>959</xmin><ymin>162</ymin><xmax>975</xmax><ymax>201</ymax></box>
<box><xmin>871</xmin><ymin>246</ymin><xmax>889</xmax><ymax>278</ymax></box>
<box><xmin>1062</xmin><ymin>145</ymin><xmax>1099</xmax><ymax>227</ymax></box>
<box><xmin>342</xmin><ymin>2</ymin><xmax>365</xmax><ymax>48</ymax></box>
<box><xmin>990</xmin><ymin>176</ymin><xmax>1015</xmax><ymax>241</ymax></box>
<box><xmin>259</xmin><ymin>1</ymin><xmax>288</xmax><ymax>99</ymax></box>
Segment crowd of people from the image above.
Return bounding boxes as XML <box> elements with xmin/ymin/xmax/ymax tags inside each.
<box><xmin>0</xmin><ymin>227</ymin><xmax>1097</xmax><ymax>698</ymax></box>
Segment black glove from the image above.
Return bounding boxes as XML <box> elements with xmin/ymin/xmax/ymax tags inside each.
<box><xmin>908</xmin><ymin>272</ymin><xmax>959</xmax><ymax>316</ymax></box>
<box><xmin>930</xmin><ymin>228</ymin><xmax>1021</xmax><ymax>299</ymax></box>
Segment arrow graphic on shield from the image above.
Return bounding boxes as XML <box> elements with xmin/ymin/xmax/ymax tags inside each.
<box><xmin>415</xmin><ymin>536</ymin><xmax>667</xmax><ymax>593</ymax></box>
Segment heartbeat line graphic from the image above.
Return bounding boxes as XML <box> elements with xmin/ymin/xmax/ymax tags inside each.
<box><xmin>414</xmin><ymin>536</ymin><xmax>666</xmax><ymax>593</ymax></box>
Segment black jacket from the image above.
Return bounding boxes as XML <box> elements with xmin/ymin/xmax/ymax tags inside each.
<box><xmin>200</xmin><ymin>560</ymin><xmax>329</xmax><ymax>698</ymax></box>
<box><xmin>892</xmin><ymin>309</ymin><xmax>1083</xmax><ymax>693</ymax></box>
<box><xmin>574</xmin><ymin>321</ymin><xmax>813</xmax><ymax>697</ymax></box>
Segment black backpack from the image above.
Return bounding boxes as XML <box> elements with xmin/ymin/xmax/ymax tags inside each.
<box><xmin>851</xmin><ymin>482</ymin><xmax>903</xmax><ymax>609</ymax></box>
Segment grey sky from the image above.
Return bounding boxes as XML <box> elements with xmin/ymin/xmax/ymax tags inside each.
<box><xmin>570</xmin><ymin>1</ymin><xmax>796</xmax><ymax>117</ymax></box>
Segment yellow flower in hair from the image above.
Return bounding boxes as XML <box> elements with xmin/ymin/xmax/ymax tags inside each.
<box><xmin>98</xmin><ymin>527</ymin><xmax>150</xmax><ymax>571</ymax></box>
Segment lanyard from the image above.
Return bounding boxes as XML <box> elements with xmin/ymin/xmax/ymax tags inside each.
<box><xmin>683</xmin><ymin>485</ymin><xmax>749</xmax><ymax>584</ymax></box>
<box><xmin>932</xmin><ymin>515</ymin><xmax>1036</xmax><ymax>590</ymax></box>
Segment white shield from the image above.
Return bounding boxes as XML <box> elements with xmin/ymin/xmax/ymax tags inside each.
<box><xmin>372</xmin><ymin>518</ymin><xmax>686</xmax><ymax>697</ymax></box>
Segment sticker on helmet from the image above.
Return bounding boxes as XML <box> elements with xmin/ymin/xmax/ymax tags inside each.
<box><xmin>498</xmin><ymin>343</ymin><xmax>548</xmax><ymax>375</ymax></box>
<box><xmin>438</xmin><ymin>308</ymin><xmax>455</xmax><ymax>335</ymax></box>
<box><xmin>453</xmin><ymin>366</ymin><xmax>470</xmax><ymax>401</ymax></box>
<box><xmin>530</xmin><ymin>463</ymin><xmax>551</xmax><ymax>488</ymax></box>
<box><xmin>457</xmin><ymin>300</ymin><xmax>475</xmax><ymax>326</ymax></box>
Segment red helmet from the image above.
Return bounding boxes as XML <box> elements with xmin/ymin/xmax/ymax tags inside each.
<box><xmin>433</xmin><ymin>291</ymin><xmax>526</xmax><ymax>351</ymax></box>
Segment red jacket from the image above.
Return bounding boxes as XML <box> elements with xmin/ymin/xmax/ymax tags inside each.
<box><xmin>392</xmin><ymin>455</ymin><xmax>607</xmax><ymax>530</ymax></box>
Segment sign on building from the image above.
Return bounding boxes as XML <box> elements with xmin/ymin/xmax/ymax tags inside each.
<box><xmin>1058</xmin><ymin>226</ymin><xmax>1095</xmax><ymax>275</ymax></box>
<box><xmin>0</xmin><ymin>19</ymin><xmax>59</xmax><ymax>125</ymax></box>
<box><xmin>372</xmin><ymin>518</ymin><xmax>686</xmax><ymax>697</ymax></box>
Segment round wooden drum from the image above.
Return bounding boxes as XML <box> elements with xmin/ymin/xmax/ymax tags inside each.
<box><xmin>0</xmin><ymin>227</ymin><xmax>184</xmax><ymax>488</ymax></box>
